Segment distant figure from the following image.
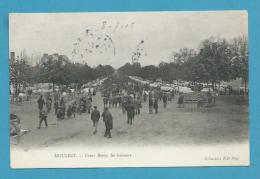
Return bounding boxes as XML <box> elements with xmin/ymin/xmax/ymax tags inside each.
<box><xmin>171</xmin><ymin>90</ymin><xmax>175</xmax><ymax>99</ymax></box>
<box><xmin>57</xmin><ymin>97</ymin><xmax>66</xmax><ymax>119</ymax></box>
<box><xmin>212</xmin><ymin>91</ymin><xmax>217</xmax><ymax>105</ymax></box>
<box><xmin>133</xmin><ymin>98</ymin><xmax>138</xmax><ymax>115</ymax></box>
<box><xmin>54</xmin><ymin>100</ymin><xmax>59</xmax><ymax>115</ymax></box>
<box><xmin>67</xmin><ymin>105</ymin><xmax>73</xmax><ymax>118</ymax></box>
<box><xmin>113</xmin><ymin>97</ymin><xmax>118</xmax><ymax>107</ymax></box>
<box><xmin>54</xmin><ymin>91</ymin><xmax>60</xmax><ymax>103</ymax></box>
<box><xmin>91</xmin><ymin>106</ymin><xmax>100</xmax><ymax>134</ymax></box>
<box><xmin>154</xmin><ymin>99</ymin><xmax>159</xmax><ymax>114</ymax></box>
<box><xmin>71</xmin><ymin>101</ymin><xmax>77</xmax><ymax>118</ymax></box>
<box><xmin>46</xmin><ymin>96</ymin><xmax>52</xmax><ymax>113</ymax></box>
<box><xmin>79</xmin><ymin>98</ymin><xmax>85</xmax><ymax>114</ymax></box>
<box><xmin>103</xmin><ymin>97</ymin><xmax>108</xmax><ymax>109</ymax></box>
<box><xmin>117</xmin><ymin>96</ymin><xmax>122</xmax><ymax>107</ymax></box>
<box><xmin>136</xmin><ymin>96</ymin><xmax>142</xmax><ymax>115</ymax></box>
<box><xmin>102</xmin><ymin>107</ymin><xmax>113</xmax><ymax>138</ymax></box>
<box><xmin>178</xmin><ymin>93</ymin><xmax>184</xmax><ymax>108</ymax></box>
<box><xmin>38</xmin><ymin>109</ymin><xmax>48</xmax><ymax>129</ymax></box>
<box><xmin>126</xmin><ymin>101</ymin><xmax>135</xmax><ymax>125</ymax></box>
<box><xmin>159</xmin><ymin>91</ymin><xmax>163</xmax><ymax>101</ymax></box>
<box><xmin>37</xmin><ymin>95</ymin><xmax>45</xmax><ymax>112</ymax></box>
<box><xmin>86</xmin><ymin>98</ymin><xmax>92</xmax><ymax>114</ymax></box>
<box><xmin>122</xmin><ymin>96</ymin><xmax>127</xmax><ymax>114</ymax></box>
<box><xmin>168</xmin><ymin>92</ymin><xmax>172</xmax><ymax>101</ymax></box>
<box><xmin>149</xmin><ymin>98</ymin><xmax>153</xmax><ymax>114</ymax></box>
<box><xmin>207</xmin><ymin>92</ymin><xmax>213</xmax><ymax>105</ymax></box>
<box><xmin>143</xmin><ymin>92</ymin><xmax>147</xmax><ymax>102</ymax></box>
<box><xmin>109</xmin><ymin>97</ymin><xmax>113</xmax><ymax>108</ymax></box>
<box><xmin>162</xmin><ymin>93</ymin><xmax>168</xmax><ymax>108</ymax></box>
<box><xmin>27</xmin><ymin>89</ymin><xmax>32</xmax><ymax>101</ymax></box>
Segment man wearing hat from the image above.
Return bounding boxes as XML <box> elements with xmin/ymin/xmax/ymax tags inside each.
<box><xmin>91</xmin><ymin>106</ymin><xmax>100</xmax><ymax>134</ymax></box>
<box><xmin>102</xmin><ymin>107</ymin><xmax>113</xmax><ymax>138</ymax></box>
<box><xmin>37</xmin><ymin>95</ymin><xmax>45</xmax><ymax>113</ymax></box>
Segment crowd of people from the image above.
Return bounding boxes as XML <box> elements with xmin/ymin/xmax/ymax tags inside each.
<box><xmin>34</xmin><ymin>85</ymin><xmax>114</xmax><ymax>138</ymax></box>
<box><xmin>31</xmin><ymin>77</ymin><xmax>218</xmax><ymax>140</ymax></box>
<box><xmin>100</xmin><ymin>79</ymin><xmax>178</xmax><ymax>127</ymax></box>
<box><xmin>33</xmin><ymin>78</ymin><xmax>180</xmax><ymax>139</ymax></box>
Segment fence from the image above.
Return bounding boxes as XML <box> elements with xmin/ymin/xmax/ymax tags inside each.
<box><xmin>183</xmin><ymin>92</ymin><xmax>199</xmax><ymax>111</ymax></box>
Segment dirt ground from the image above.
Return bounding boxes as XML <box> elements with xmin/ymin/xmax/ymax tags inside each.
<box><xmin>10</xmin><ymin>92</ymin><xmax>248</xmax><ymax>151</ymax></box>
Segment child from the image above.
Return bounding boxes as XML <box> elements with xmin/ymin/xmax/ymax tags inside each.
<box><xmin>38</xmin><ymin>109</ymin><xmax>48</xmax><ymax>129</ymax></box>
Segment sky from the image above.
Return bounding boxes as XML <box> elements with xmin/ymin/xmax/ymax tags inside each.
<box><xmin>9</xmin><ymin>11</ymin><xmax>248</xmax><ymax>68</ymax></box>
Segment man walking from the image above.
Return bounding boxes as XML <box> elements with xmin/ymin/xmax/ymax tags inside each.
<box><xmin>102</xmin><ymin>107</ymin><xmax>113</xmax><ymax>138</ymax></box>
<box><xmin>162</xmin><ymin>93</ymin><xmax>168</xmax><ymax>108</ymax></box>
<box><xmin>126</xmin><ymin>100</ymin><xmax>135</xmax><ymax>125</ymax></box>
<box><xmin>37</xmin><ymin>95</ymin><xmax>45</xmax><ymax>112</ymax></box>
<box><xmin>91</xmin><ymin>106</ymin><xmax>100</xmax><ymax>134</ymax></box>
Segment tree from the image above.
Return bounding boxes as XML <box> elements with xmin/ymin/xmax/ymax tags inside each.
<box><xmin>198</xmin><ymin>37</ymin><xmax>231</xmax><ymax>88</ymax></box>
<box><xmin>171</xmin><ymin>48</ymin><xmax>197</xmax><ymax>65</ymax></box>
<box><xmin>118</xmin><ymin>62</ymin><xmax>134</xmax><ymax>76</ymax></box>
<box><xmin>95</xmin><ymin>64</ymin><xmax>115</xmax><ymax>78</ymax></box>
<box><xmin>10</xmin><ymin>56</ymin><xmax>33</xmax><ymax>94</ymax></box>
<box><xmin>39</xmin><ymin>54</ymin><xmax>72</xmax><ymax>88</ymax></box>
<box><xmin>229</xmin><ymin>36</ymin><xmax>248</xmax><ymax>93</ymax></box>
<box><xmin>132</xmin><ymin>62</ymin><xmax>142</xmax><ymax>75</ymax></box>
<box><xmin>140</xmin><ymin>65</ymin><xmax>158</xmax><ymax>80</ymax></box>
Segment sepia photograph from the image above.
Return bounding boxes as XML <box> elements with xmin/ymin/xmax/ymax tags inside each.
<box><xmin>9</xmin><ymin>11</ymin><xmax>249</xmax><ymax>168</ymax></box>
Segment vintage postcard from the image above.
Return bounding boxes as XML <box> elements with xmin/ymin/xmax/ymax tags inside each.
<box><xmin>9</xmin><ymin>11</ymin><xmax>249</xmax><ymax>168</ymax></box>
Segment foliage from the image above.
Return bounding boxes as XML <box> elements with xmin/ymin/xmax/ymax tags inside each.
<box><xmin>11</xmin><ymin>36</ymin><xmax>248</xmax><ymax>90</ymax></box>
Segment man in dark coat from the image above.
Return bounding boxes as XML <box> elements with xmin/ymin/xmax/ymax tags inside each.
<box><xmin>154</xmin><ymin>99</ymin><xmax>159</xmax><ymax>114</ymax></box>
<box><xmin>91</xmin><ymin>106</ymin><xmax>100</xmax><ymax>134</ymax></box>
<box><xmin>57</xmin><ymin>97</ymin><xmax>66</xmax><ymax>119</ymax></box>
<box><xmin>136</xmin><ymin>96</ymin><xmax>142</xmax><ymax>115</ymax></box>
<box><xmin>126</xmin><ymin>101</ymin><xmax>135</xmax><ymax>125</ymax></box>
<box><xmin>102</xmin><ymin>107</ymin><xmax>113</xmax><ymax>138</ymax></box>
<box><xmin>37</xmin><ymin>95</ymin><xmax>45</xmax><ymax>113</ymax></box>
<box><xmin>86</xmin><ymin>98</ymin><xmax>92</xmax><ymax>114</ymax></box>
<box><xmin>178</xmin><ymin>93</ymin><xmax>184</xmax><ymax>108</ymax></box>
<box><xmin>103</xmin><ymin>97</ymin><xmax>108</xmax><ymax>109</ymax></box>
<box><xmin>143</xmin><ymin>92</ymin><xmax>147</xmax><ymax>102</ymax></box>
<box><xmin>122</xmin><ymin>96</ymin><xmax>127</xmax><ymax>114</ymax></box>
<box><xmin>54</xmin><ymin>100</ymin><xmax>59</xmax><ymax>115</ymax></box>
<box><xmin>162</xmin><ymin>93</ymin><xmax>168</xmax><ymax>108</ymax></box>
<box><xmin>67</xmin><ymin>105</ymin><xmax>73</xmax><ymax>118</ymax></box>
<box><xmin>71</xmin><ymin>101</ymin><xmax>77</xmax><ymax>118</ymax></box>
<box><xmin>149</xmin><ymin>98</ymin><xmax>153</xmax><ymax>114</ymax></box>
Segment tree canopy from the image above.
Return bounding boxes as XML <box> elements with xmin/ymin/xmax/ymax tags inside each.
<box><xmin>10</xmin><ymin>35</ymin><xmax>248</xmax><ymax>90</ymax></box>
